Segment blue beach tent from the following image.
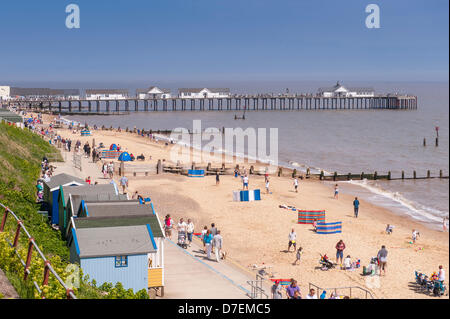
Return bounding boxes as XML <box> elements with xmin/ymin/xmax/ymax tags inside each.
<box><xmin>118</xmin><ymin>152</ymin><xmax>132</xmax><ymax>161</ymax></box>
<box><xmin>110</xmin><ymin>144</ymin><xmax>118</xmax><ymax>150</ymax></box>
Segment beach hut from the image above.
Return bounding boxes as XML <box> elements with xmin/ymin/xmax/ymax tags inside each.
<box><xmin>63</xmin><ymin>194</ymin><xmax>129</xmax><ymax>239</ymax></box>
<box><xmin>42</xmin><ymin>173</ymin><xmax>86</xmax><ymax>225</ymax></box>
<box><xmin>69</xmin><ymin>224</ymin><xmax>161</xmax><ymax>293</ymax></box>
<box><xmin>57</xmin><ymin>184</ymin><xmax>118</xmax><ymax>237</ymax></box>
<box><xmin>77</xmin><ymin>201</ymin><xmax>153</xmax><ymax>219</ymax></box>
<box><xmin>118</xmin><ymin>152</ymin><xmax>132</xmax><ymax>162</ymax></box>
<box><xmin>67</xmin><ymin>213</ymin><xmax>165</xmax><ymax>294</ymax></box>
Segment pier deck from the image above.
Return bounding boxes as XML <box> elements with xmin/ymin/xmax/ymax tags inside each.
<box><xmin>7</xmin><ymin>94</ymin><xmax>417</xmax><ymax>114</ymax></box>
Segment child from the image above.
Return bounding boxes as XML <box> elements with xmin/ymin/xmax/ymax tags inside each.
<box><xmin>334</xmin><ymin>184</ymin><xmax>339</xmax><ymax>199</ymax></box>
<box><xmin>412</xmin><ymin>229</ymin><xmax>420</xmax><ymax>243</ymax></box>
<box><xmin>293</xmin><ymin>247</ymin><xmax>303</xmax><ymax>265</ymax></box>
<box><xmin>265</xmin><ymin>178</ymin><xmax>270</xmax><ymax>194</ymax></box>
<box><xmin>312</xmin><ymin>219</ymin><xmax>318</xmax><ymax>232</ymax></box>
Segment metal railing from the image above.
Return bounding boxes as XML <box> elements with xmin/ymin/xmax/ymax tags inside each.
<box><xmin>0</xmin><ymin>202</ymin><xmax>77</xmax><ymax>299</ymax></box>
<box><xmin>247</xmin><ymin>274</ymin><xmax>269</xmax><ymax>299</ymax></box>
<box><xmin>308</xmin><ymin>282</ymin><xmax>374</xmax><ymax>299</ymax></box>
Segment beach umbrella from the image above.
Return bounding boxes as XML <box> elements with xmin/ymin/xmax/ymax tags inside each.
<box><xmin>118</xmin><ymin>152</ymin><xmax>132</xmax><ymax>162</ymax></box>
<box><xmin>110</xmin><ymin>143</ymin><xmax>118</xmax><ymax>150</ymax></box>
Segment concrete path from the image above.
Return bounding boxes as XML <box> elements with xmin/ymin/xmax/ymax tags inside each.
<box><xmin>50</xmin><ymin>147</ymin><xmax>271</xmax><ymax>299</ymax></box>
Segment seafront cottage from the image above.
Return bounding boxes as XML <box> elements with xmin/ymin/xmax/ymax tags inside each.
<box><xmin>178</xmin><ymin>88</ymin><xmax>231</xmax><ymax>98</ymax></box>
<box><xmin>57</xmin><ymin>184</ymin><xmax>119</xmax><ymax>236</ymax></box>
<box><xmin>136</xmin><ymin>86</ymin><xmax>171</xmax><ymax>99</ymax></box>
<box><xmin>69</xmin><ymin>224</ymin><xmax>164</xmax><ymax>293</ymax></box>
<box><xmin>318</xmin><ymin>81</ymin><xmax>374</xmax><ymax>98</ymax></box>
<box><xmin>85</xmin><ymin>89</ymin><xmax>129</xmax><ymax>100</ymax></box>
<box><xmin>42</xmin><ymin>173</ymin><xmax>86</xmax><ymax>225</ymax></box>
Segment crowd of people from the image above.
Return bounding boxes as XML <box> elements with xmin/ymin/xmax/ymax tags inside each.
<box><xmin>163</xmin><ymin>215</ymin><xmax>224</xmax><ymax>263</ymax></box>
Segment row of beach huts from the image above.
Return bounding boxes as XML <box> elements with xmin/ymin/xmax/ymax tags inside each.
<box><xmin>42</xmin><ymin>173</ymin><xmax>165</xmax><ymax>295</ymax></box>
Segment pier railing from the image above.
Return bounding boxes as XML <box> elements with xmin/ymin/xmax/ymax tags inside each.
<box><xmin>0</xmin><ymin>202</ymin><xmax>77</xmax><ymax>299</ymax></box>
<box><xmin>9</xmin><ymin>94</ymin><xmax>418</xmax><ymax>114</ymax></box>
<box><xmin>308</xmin><ymin>282</ymin><xmax>374</xmax><ymax>299</ymax></box>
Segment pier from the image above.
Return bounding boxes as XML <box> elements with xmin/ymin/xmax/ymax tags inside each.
<box><xmin>7</xmin><ymin>94</ymin><xmax>418</xmax><ymax>114</ymax></box>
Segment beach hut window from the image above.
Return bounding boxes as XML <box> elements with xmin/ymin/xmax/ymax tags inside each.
<box><xmin>115</xmin><ymin>256</ymin><xmax>128</xmax><ymax>268</ymax></box>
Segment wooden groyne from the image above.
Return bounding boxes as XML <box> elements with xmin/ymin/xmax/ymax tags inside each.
<box><xmin>9</xmin><ymin>94</ymin><xmax>418</xmax><ymax>114</ymax></box>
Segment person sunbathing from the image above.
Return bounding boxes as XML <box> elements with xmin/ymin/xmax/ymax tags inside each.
<box><xmin>137</xmin><ymin>153</ymin><xmax>145</xmax><ymax>161</ymax></box>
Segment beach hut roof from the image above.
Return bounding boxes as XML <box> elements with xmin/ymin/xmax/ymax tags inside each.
<box><xmin>44</xmin><ymin>173</ymin><xmax>86</xmax><ymax>191</ymax></box>
<box><xmin>118</xmin><ymin>152</ymin><xmax>131</xmax><ymax>161</ymax></box>
<box><xmin>73</xmin><ymin>225</ymin><xmax>156</xmax><ymax>258</ymax></box>
<box><xmin>69</xmin><ymin>194</ymin><xmax>129</xmax><ymax>217</ymax></box>
<box><xmin>74</xmin><ymin>215</ymin><xmax>163</xmax><ymax>237</ymax></box>
<box><xmin>60</xmin><ymin>184</ymin><xmax>117</xmax><ymax>208</ymax></box>
<box><xmin>82</xmin><ymin>201</ymin><xmax>152</xmax><ymax>218</ymax></box>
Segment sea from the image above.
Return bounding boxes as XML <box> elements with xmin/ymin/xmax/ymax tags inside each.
<box><xmin>64</xmin><ymin>81</ymin><xmax>449</xmax><ymax>230</ymax></box>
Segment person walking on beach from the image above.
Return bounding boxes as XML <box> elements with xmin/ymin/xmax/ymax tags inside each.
<box><xmin>438</xmin><ymin>265</ymin><xmax>445</xmax><ymax>283</ymax></box>
<box><xmin>412</xmin><ymin>229</ymin><xmax>420</xmax><ymax>244</ymax></box>
<box><xmin>288</xmin><ymin>228</ymin><xmax>297</xmax><ymax>252</ymax></box>
<box><xmin>293</xmin><ymin>177</ymin><xmax>299</xmax><ymax>193</ymax></box>
<box><xmin>334</xmin><ymin>184</ymin><xmax>339</xmax><ymax>199</ymax></box>
<box><xmin>204</xmin><ymin>230</ymin><xmax>214</xmax><ymax>260</ymax></box>
<box><xmin>335</xmin><ymin>240</ymin><xmax>346</xmax><ymax>265</ymax></box>
<box><xmin>293</xmin><ymin>247</ymin><xmax>303</xmax><ymax>265</ymax></box>
<box><xmin>213</xmin><ymin>230</ymin><xmax>223</xmax><ymax>262</ymax></box>
<box><xmin>186</xmin><ymin>219</ymin><xmax>195</xmax><ymax>247</ymax></box>
<box><xmin>443</xmin><ymin>217</ymin><xmax>448</xmax><ymax>232</ymax></box>
<box><xmin>243</xmin><ymin>174</ymin><xmax>249</xmax><ymax>190</ymax></box>
<box><xmin>164</xmin><ymin>214</ymin><xmax>173</xmax><ymax>240</ymax></box>
<box><xmin>102</xmin><ymin>162</ymin><xmax>108</xmax><ymax>179</ymax></box>
<box><xmin>201</xmin><ymin>226</ymin><xmax>208</xmax><ymax>253</ymax></box>
<box><xmin>353</xmin><ymin>197</ymin><xmax>360</xmax><ymax>218</ymax></box>
<box><xmin>216</xmin><ymin>172</ymin><xmax>220</xmax><ymax>185</ymax></box>
<box><xmin>377</xmin><ymin>245</ymin><xmax>388</xmax><ymax>276</ymax></box>
<box><xmin>119</xmin><ymin>175</ymin><xmax>128</xmax><ymax>194</ymax></box>
<box><xmin>108</xmin><ymin>161</ymin><xmax>114</xmax><ymax>179</ymax></box>
<box><xmin>271</xmin><ymin>280</ymin><xmax>284</xmax><ymax>299</ymax></box>
<box><xmin>265</xmin><ymin>178</ymin><xmax>270</xmax><ymax>194</ymax></box>
<box><xmin>210</xmin><ymin>223</ymin><xmax>217</xmax><ymax>236</ymax></box>
<box><xmin>285</xmin><ymin>280</ymin><xmax>300</xmax><ymax>299</ymax></box>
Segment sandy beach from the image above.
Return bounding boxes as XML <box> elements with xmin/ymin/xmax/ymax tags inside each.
<box><xmin>39</xmin><ymin>113</ymin><xmax>449</xmax><ymax>299</ymax></box>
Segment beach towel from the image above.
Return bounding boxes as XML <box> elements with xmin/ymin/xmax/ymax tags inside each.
<box><xmin>316</xmin><ymin>221</ymin><xmax>342</xmax><ymax>234</ymax></box>
<box><xmin>279</xmin><ymin>204</ymin><xmax>298</xmax><ymax>211</ymax></box>
<box><xmin>297</xmin><ymin>210</ymin><xmax>326</xmax><ymax>224</ymax></box>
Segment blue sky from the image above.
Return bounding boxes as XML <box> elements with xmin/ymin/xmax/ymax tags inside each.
<box><xmin>0</xmin><ymin>0</ymin><xmax>448</xmax><ymax>84</ymax></box>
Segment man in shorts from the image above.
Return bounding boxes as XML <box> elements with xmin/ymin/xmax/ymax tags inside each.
<box><xmin>377</xmin><ymin>245</ymin><xmax>388</xmax><ymax>276</ymax></box>
<box><xmin>288</xmin><ymin>228</ymin><xmax>297</xmax><ymax>252</ymax></box>
<box><xmin>243</xmin><ymin>175</ymin><xmax>249</xmax><ymax>190</ymax></box>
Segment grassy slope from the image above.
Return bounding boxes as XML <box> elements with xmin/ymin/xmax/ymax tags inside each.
<box><xmin>0</xmin><ymin>122</ymin><xmax>149</xmax><ymax>299</ymax></box>
<box><xmin>0</xmin><ymin>122</ymin><xmax>68</xmax><ymax>259</ymax></box>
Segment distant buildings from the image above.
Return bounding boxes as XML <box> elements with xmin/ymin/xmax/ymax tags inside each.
<box><xmin>136</xmin><ymin>86</ymin><xmax>171</xmax><ymax>99</ymax></box>
<box><xmin>0</xmin><ymin>86</ymin><xmax>80</xmax><ymax>100</ymax></box>
<box><xmin>178</xmin><ymin>88</ymin><xmax>231</xmax><ymax>98</ymax></box>
<box><xmin>318</xmin><ymin>82</ymin><xmax>374</xmax><ymax>98</ymax></box>
<box><xmin>85</xmin><ymin>89</ymin><xmax>129</xmax><ymax>100</ymax></box>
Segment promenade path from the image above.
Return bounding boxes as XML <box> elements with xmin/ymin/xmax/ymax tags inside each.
<box><xmin>50</xmin><ymin>148</ymin><xmax>271</xmax><ymax>299</ymax></box>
